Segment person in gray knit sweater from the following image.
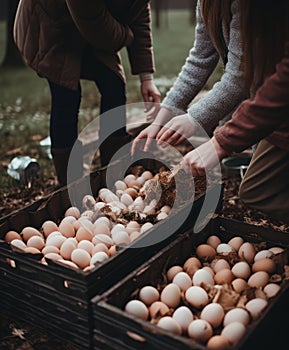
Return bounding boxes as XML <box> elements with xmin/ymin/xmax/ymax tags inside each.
<box><xmin>131</xmin><ymin>0</ymin><xmax>244</xmax><ymax>154</ymax></box>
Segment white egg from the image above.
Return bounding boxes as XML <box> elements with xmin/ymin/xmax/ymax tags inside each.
<box><xmin>221</xmin><ymin>322</ymin><xmax>246</xmax><ymax>346</ymax></box>
<box><xmin>90</xmin><ymin>251</ymin><xmax>109</xmax><ymax>265</ymax></box>
<box><xmin>160</xmin><ymin>283</ymin><xmax>181</xmax><ymax>308</ymax></box>
<box><xmin>115</xmin><ymin>180</ymin><xmax>127</xmax><ymax>191</ymax></box>
<box><xmin>223</xmin><ymin>308</ymin><xmax>250</xmax><ymax>327</ymax></box>
<box><xmin>125</xmin><ymin>300</ymin><xmax>148</xmax><ymax>320</ymax></box>
<box><xmin>172</xmin><ymin>272</ymin><xmax>192</xmax><ymax>291</ymax></box>
<box><xmin>139</xmin><ymin>286</ymin><xmax>160</xmax><ymax>305</ymax></box>
<box><xmin>185</xmin><ymin>286</ymin><xmax>209</xmax><ymax>309</ymax></box>
<box><xmin>157</xmin><ymin>316</ymin><xmax>182</xmax><ymax>335</ymax></box>
<box><xmin>200</xmin><ymin>303</ymin><xmax>224</xmax><ymax>328</ymax></box>
<box><xmin>245</xmin><ymin>298</ymin><xmax>268</xmax><ymax>319</ymax></box>
<box><xmin>192</xmin><ymin>268</ymin><xmax>214</xmax><ymax>286</ymax></box>
<box><xmin>188</xmin><ymin>319</ymin><xmax>213</xmax><ymax>343</ymax></box>
<box><xmin>216</xmin><ymin>243</ymin><xmax>235</xmax><ymax>254</ymax></box>
<box><xmin>172</xmin><ymin>306</ymin><xmax>194</xmax><ymax>332</ymax></box>
<box><xmin>254</xmin><ymin>249</ymin><xmax>274</xmax><ymax>261</ymax></box>
<box><xmin>111</xmin><ymin>230</ymin><xmax>130</xmax><ymax>246</ymax></box>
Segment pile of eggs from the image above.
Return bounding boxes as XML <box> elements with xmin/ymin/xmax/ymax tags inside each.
<box><xmin>4</xmin><ymin>170</ymin><xmax>171</xmax><ymax>271</ymax></box>
<box><xmin>124</xmin><ymin>234</ymin><xmax>286</xmax><ymax>349</ymax></box>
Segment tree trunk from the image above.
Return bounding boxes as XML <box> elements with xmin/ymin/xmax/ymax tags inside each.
<box><xmin>1</xmin><ymin>0</ymin><xmax>24</xmax><ymax>67</ymax></box>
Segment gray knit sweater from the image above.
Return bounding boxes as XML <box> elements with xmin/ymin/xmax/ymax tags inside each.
<box><xmin>161</xmin><ymin>0</ymin><xmax>244</xmax><ymax>133</ymax></box>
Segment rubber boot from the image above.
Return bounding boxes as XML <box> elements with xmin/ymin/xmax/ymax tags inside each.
<box><xmin>51</xmin><ymin>140</ymin><xmax>83</xmax><ymax>187</ymax></box>
<box><xmin>99</xmin><ymin>134</ymin><xmax>133</xmax><ymax>167</ymax></box>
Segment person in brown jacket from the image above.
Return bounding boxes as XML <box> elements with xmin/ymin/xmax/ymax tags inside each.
<box><xmin>179</xmin><ymin>1</ymin><xmax>289</xmax><ymax>223</ymax></box>
<box><xmin>13</xmin><ymin>0</ymin><xmax>160</xmax><ymax>186</ymax></box>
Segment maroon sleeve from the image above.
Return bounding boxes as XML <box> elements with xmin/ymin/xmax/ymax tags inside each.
<box><xmin>66</xmin><ymin>0</ymin><xmax>133</xmax><ymax>53</ymax></box>
<box><xmin>214</xmin><ymin>42</ymin><xmax>289</xmax><ymax>154</ymax></box>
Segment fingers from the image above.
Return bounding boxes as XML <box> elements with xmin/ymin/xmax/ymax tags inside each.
<box><xmin>131</xmin><ymin>134</ymin><xmax>145</xmax><ymax>156</ymax></box>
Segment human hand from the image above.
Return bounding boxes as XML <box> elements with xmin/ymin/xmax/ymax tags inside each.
<box><xmin>181</xmin><ymin>137</ymin><xmax>228</xmax><ymax>176</ymax></box>
<box><xmin>141</xmin><ymin>80</ymin><xmax>161</xmax><ymax>122</ymax></box>
<box><xmin>156</xmin><ymin>114</ymin><xmax>196</xmax><ymax>148</ymax></box>
<box><xmin>131</xmin><ymin>123</ymin><xmax>162</xmax><ymax>156</ymax></box>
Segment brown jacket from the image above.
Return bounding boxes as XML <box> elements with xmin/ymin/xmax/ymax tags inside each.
<box><xmin>215</xmin><ymin>41</ymin><xmax>289</xmax><ymax>153</ymax></box>
<box><xmin>14</xmin><ymin>0</ymin><xmax>155</xmax><ymax>90</ymax></box>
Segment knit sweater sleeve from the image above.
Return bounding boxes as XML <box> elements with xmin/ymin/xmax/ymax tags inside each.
<box><xmin>162</xmin><ymin>0</ymin><xmax>245</xmax><ymax>133</ymax></box>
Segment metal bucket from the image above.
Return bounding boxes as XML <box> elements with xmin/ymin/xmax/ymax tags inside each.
<box><xmin>221</xmin><ymin>155</ymin><xmax>251</xmax><ymax>179</ymax></box>
<box><xmin>7</xmin><ymin>156</ymin><xmax>40</xmax><ymax>187</ymax></box>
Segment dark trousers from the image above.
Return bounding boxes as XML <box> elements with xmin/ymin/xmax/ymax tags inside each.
<box><xmin>48</xmin><ymin>61</ymin><xmax>127</xmax><ymax>149</ymax></box>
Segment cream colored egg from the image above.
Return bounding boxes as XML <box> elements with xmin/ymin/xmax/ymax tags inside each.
<box><xmin>92</xmin><ymin>234</ymin><xmax>114</xmax><ymax>247</ymax></box>
<box><xmin>139</xmin><ymin>286</ymin><xmax>159</xmax><ymax>305</ymax></box>
<box><xmin>66</xmin><ymin>237</ymin><xmax>78</xmax><ymax>246</ymax></box>
<box><xmin>183</xmin><ymin>257</ymin><xmax>202</xmax><ymax>277</ymax></box>
<box><xmin>115</xmin><ymin>180</ymin><xmax>127</xmax><ymax>191</ymax></box>
<box><xmin>149</xmin><ymin>301</ymin><xmax>170</xmax><ymax>319</ymax></box>
<box><xmin>65</xmin><ymin>206</ymin><xmax>80</xmax><ymax>219</ymax></box>
<box><xmin>94</xmin><ymin>202</ymin><xmax>106</xmax><ymax>210</ymax></box>
<box><xmin>59</xmin><ymin>220</ymin><xmax>75</xmax><ymax>238</ymax></box>
<box><xmin>221</xmin><ymin>322</ymin><xmax>246</xmax><ymax>346</ymax></box>
<box><xmin>90</xmin><ymin>251</ymin><xmax>109</xmax><ymax>265</ymax></box>
<box><xmin>263</xmin><ymin>283</ymin><xmax>281</xmax><ymax>299</ymax></box>
<box><xmin>136</xmin><ymin>176</ymin><xmax>146</xmax><ymax>185</ymax></box>
<box><xmin>120</xmin><ymin>193</ymin><xmax>134</xmax><ymax>206</ymax></box>
<box><xmin>10</xmin><ymin>239</ymin><xmax>26</xmax><ymax>250</ymax></box>
<box><xmin>216</xmin><ymin>243</ymin><xmax>235</xmax><ymax>254</ymax></box>
<box><xmin>207</xmin><ymin>235</ymin><xmax>222</xmax><ymax>249</ymax></box>
<box><xmin>92</xmin><ymin>243</ymin><xmax>109</xmax><ymax>255</ymax></box>
<box><xmin>94</xmin><ymin>217</ymin><xmax>111</xmax><ymax>229</ymax></box>
<box><xmin>107</xmin><ymin>245</ymin><xmax>117</xmax><ymax>257</ymax></box>
<box><xmin>124</xmin><ymin>174</ymin><xmax>136</xmax><ymax>184</ymax></box>
<box><xmin>223</xmin><ymin>308</ymin><xmax>250</xmax><ymax>327</ymax></box>
<box><xmin>157</xmin><ymin>212</ymin><xmax>168</xmax><ymax>221</ymax></box>
<box><xmin>185</xmin><ymin>286</ymin><xmax>209</xmax><ymax>309</ymax></box>
<box><xmin>25</xmin><ymin>247</ymin><xmax>41</xmax><ymax>254</ymax></box>
<box><xmin>201</xmin><ymin>303</ymin><xmax>224</xmax><ymax>328</ymax></box>
<box><xmin>130</xmin><ymin>231</ymin><xmax>142</xmax><ymax>242</ymax></box>
<box><xmin>78</xmin><ymin>217</ymin><xmax>94</xmax><ymax>233</ymax></box>
<box><xmin>71</xmin><ymin>248</ymin><xmax>91</xmax><ymax>269</ymax></box>
<box><xmin>81</xmin><ymin>210</ymin><xmax>94</xmax><ymax>220</ymax></box>
<box><xmin>254</xmin><ymin>249</ymin><xmax>274</xmax><ymax>261</ymax></box>
<box><xmin>93</xmin><ymin>222</ymin><xmax>111</xmax><ymax>236</ymax></box>
<box><xmin>160</xmin><ymin>283</ymin><xmax>181</xmax><ymax>308</ymax></box>
<box><xmin>214</xmin><ymin>269</ymin><xmax>234</xmax><ymax>284</ymax></box>
<box><xmin>46</xmin><ymin>231</ymin><xmax>62</xmax><ymax>240</ymax></box>
<box><xmin>125</xmin><ymin>299</ymin><xmax>148</xmax><ymax>320</ymax></box>
<box><xmin>160</xmin><ymin>205</ymin><xmax>171</xmax><ymax>215</ymax></box>
<box><xmin>59</xmin><ymin>240</ymin><xmax>76</xmax><ymax>260</ymax></box>
<box><xmin>42</xmin><ymin>221</ymin><xmax>58</xmax><ymax>238</ymax></box>
<box><xmin>141</xmin><ymin>170</ymin><xmax>153</xmax><ymax>180</ymax></box>
<box><xmin>140</xmin><ymin>222</ymin><xmax>154</xmax><ymax>233</ymax></box>
<box><xmin>42</xmin><ymin>245</ymin><xmax>60</xmax><ymax>255</ymax></box>
<box><xmin>173</xmin><ymin>272</ymin><xmax>192</xmax><ymax>291</ymax></box>
<box><xmin>238</xmin><ymin>242</ymin><xmax>256</xmax><ymax>263</ymax></box>
<box><xmin>188</xmin><ymin>319</ymin><xmax>213</xmax><ymax>343</ymax></box>
<box><xmin>58</xmin><ymin>259</ymin><xmax>79</xmax><ymax>269</ymax></box>
<box><xmin>21</xmin><ymin>226</ymin><xmax>43</xmax><ymax>242</ymax></box>
<box><xmin>248</xmin><ymin>271</ymin><xmax>269</xmax><ymax>288</ymax></box>
<box><xmin>27</xmin><ymin>236</ymin><xmax>45</xmax><ymax>250</ymax></box>
<box><xmin>76</xmin><ymin>227</ymin><xmax>93</xmax><ymax>242</ymax></box>
<box><xmin>111</xmin><ymin>224</ymin><xmax>126</xmax><ymax>235</ymax></box>
<box><xmin>5</xmin><ymin>230</ymin><xmax>22</xmax><ymax>243</ymax></box>
<box><xmin>44</xmin><ymin>252</ymin><xmax>62</xmax><ymax>261</ymax></box>
<box><xmin>77</xmin><ymin>240</ymin><xmax>94</xmax><ymax>255</ymax></box>
<box><xmin>112</xmin><ymin>230</ymin><xmax>130</xmax><ymax>246</ymax></box>
<box><xmin>231</xmin><ymin>261</ymin><xmax>251</xmax><ymax>280</ymax></box>
<box><xmin>203</xmin><ymin>266</ymin><xmax>215</xmax><ymax>277</ymax></box>
<box><xmin>46</xmin><ymin>235</ymin><xmax>66</xmax><ymax>248</ymax></box>
<box><xmin>172</xmin><ymin>306</ymin><xmax>194</xmax><ymax>332</ymax></box>
<box><xmin>167</xmin><ymin>265</ymin><xmax>183</xmax><ymax>282</ymax></box>
<box><xmin>157</xmin><ymin>316</ymin><xmax>182</xmax><ymax>335</ymax></box>
<box><xmin>61</xmin><ymin>215</ymin><xmax>77</xmax><ymax>224</ymax></box>
<box><xmin>193</xmin><ymin>268</ymin><xmax>214</xmax><ymax>286</ymax></box>
<box><xmin>228</xmin><ymin>236</ymin><xmax>244</xmax><ymax>251</ymax></box>
<box><xmin>245</xmin><ymin>298</ymin><xmax>268</xmax><ymax>320</ymax></box>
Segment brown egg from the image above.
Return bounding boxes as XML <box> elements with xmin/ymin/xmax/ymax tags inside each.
<box><xmin>127</xmin><ymin>180</ymin><xmax>142</xmax><ymax>189</ymax></box>
<box><xmin>60</xmin><ymin>240</ymin><xmax>76</xmax><ymax>260</ymax></box>
<box><xmin>5</xmin><ymin>230</ymin><xmax>22</xmax><ymax>243</ymax></box>
<box><xmin>58</xmin><ymin>220</ymin><xmax>75</xmax><ymax>238</ymax></box>
<box><xmin>252</xmin><ymin>258</ymin><xmax>276</xmax><ymax>274</ymax></box>
<box><xmin>21</xmin><ymin>227</ymin><xmax>43</xmax><ymax>242</ymax></box>
<box><xmin>108</xmin><ymin>245</ymin><xmax>117</xmax><ymax>256</ymax></box>
<box><xmin>196</xmin><ymin>244</ymin><xmax>216</xmax><ymax>260</ymax></box>
<box><xmin>214</xmin><ymin>269</ymin><xmax>234</xmax><ymax>285</ymax></box>
<box><xmin>184</xmin><ymin>257</ymin><xmax>202</xmax><ymax>270</ymax></box>
<box><xmin>248</xmin><ymin>271</ymin><xmax>270</xmax><ymax>288</ymax></box>
<box><xmin>232</xmin><ymin>278</ymin><xmax>248</xmax><ymax>293</ymax></box>
<box><xmin>206</xmin><ymin>235</ymin><xmax>222</xmax><ymax>249</ymax></box>
<box><xmin>212</xmin><ymin>259</ymin><xmax>231</xmax><ymax>273</ymax></box>
<box><xmin>124</xmin><ymin>188</ymin><xmax>138</xmax><ymax>199</ymax></box>
<box><xmin>149</xmin><ymin>301</ymin><xmax>170</xmax><ymax>319</ymax></box>
<box><xmin>167</xmin><ymin>266</ymin><xmax>184</xmax><ymax>281</ymax></box>
<box><xmin>42</xmin><ymin>220</ymin><xmax>58</xmax><ymax>238</ymax></box>
<box><xmin>207</xmin><ymin>335</ymin><xmax>231</xmax><ymax>350</ymax></box>
<box><xmin>228</xmin><ymin>236</ymin><xmax>244</xmax><ymax>252</ymax></box>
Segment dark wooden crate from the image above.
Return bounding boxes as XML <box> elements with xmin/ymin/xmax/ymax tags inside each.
<box><xmin>92</xmin><ymin>216</ymin><xmax>289</xmax><ymax>350</ymax></box>
<box><xmin>0</xmin><ymin>156</ymin><xmax>216</xmax><ymax>349</ymax></box>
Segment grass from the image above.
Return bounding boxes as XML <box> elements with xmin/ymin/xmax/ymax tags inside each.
<box><xmin>0</xmin><ymin>10</ymin><xmax>222</xmax><ymax>194</ymax></box>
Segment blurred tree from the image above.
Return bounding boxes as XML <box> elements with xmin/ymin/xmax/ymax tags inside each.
<box><xmin>1</xmin><ymin>0</ymin><xmax>24</xmax><ymax>67</ymax></box>
<box><xmin>154</xmin><ymin>0</ymin><xmax>169</xmax><ymax>28</ymax></box>
<box><xmin>190</xmin><ymin>0</ymin><xmax>197</xmax><ymax>25</ymax></box>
